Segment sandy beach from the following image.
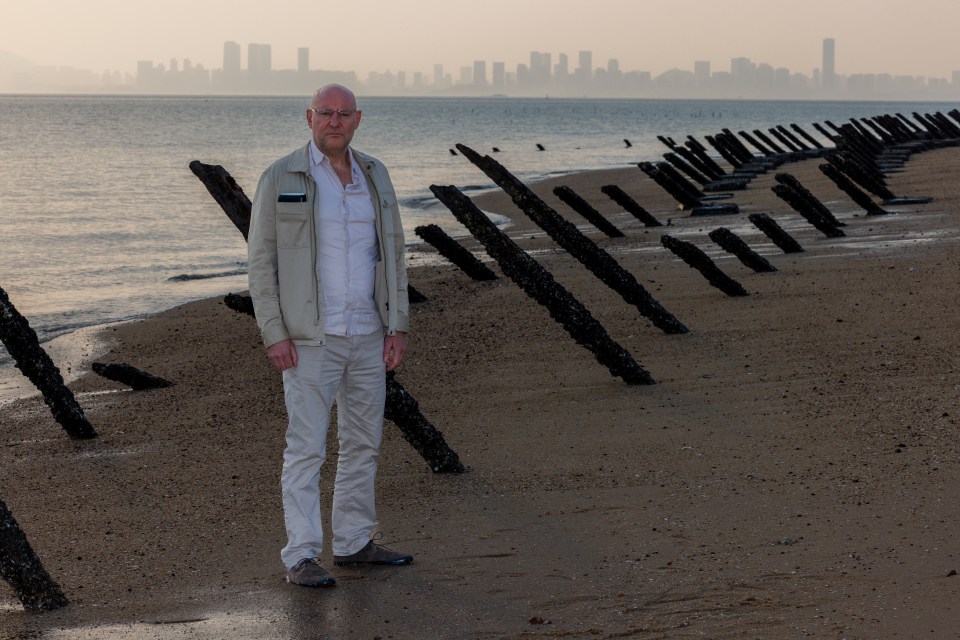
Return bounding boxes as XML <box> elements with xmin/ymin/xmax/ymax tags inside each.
<box><xmin>2</xmin><ymin>139</ymin><xmax>960</xmax><ymax>639</ymax></box>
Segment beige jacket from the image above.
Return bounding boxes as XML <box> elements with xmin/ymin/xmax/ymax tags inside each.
<box><xmin>247</xmin><ymin>143</ymin><xmax>409</xmax><ymax>348</ymax></box>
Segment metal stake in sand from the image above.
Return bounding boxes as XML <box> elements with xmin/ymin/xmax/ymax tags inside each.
<box><xmin>753</xmin><ymin>130</ymin><xmax>786</xmax><ymax>156</ymax></box>
<box><xmin>91</xmin><ymin>363</ymin><xmax>174</xmax><ymax>390</ymax></box>
<box><xmin>790</xmin><ymin>123</ymin><xmax>827</xmax><ymax>150</ymax></box>
<box><xmin>774</xmin><ymin>173</ymin><xmax>846</xmax><ymax>227</ymax></box>
<box><xmin>0</xmin><ymin>498</ymin><xmax>69</xmax><ymax>611</ymax></box>
<box><xmin>189</xmin><ymin>160</ymin><xmax>463</xmax><ymax>473</ymax></box>
<box><xmin>638</xmin><ymin>161</ymin><xmax>701</xmax><ymax>209</ymax></box>
<box><xmin>600</xmin><ymin>185</ymin><xmax>663</xmax><ymax>227</ymax></box>
<box><xmin>685</xmin><ymin>136</ymin><xmax>727</xmax><ymax>177</ymax></box>
<box><xmin>824</xmin><ymin>153</ymin><xmax>895</xmax><ymax>201</ymax></box>
<box><xmin>708</xmin><ymin>228</ymin><xmax>777</xmax><ymax>273</ymax></box>
<box><xmin>662</xmin><ymin>152</ymin><xmax>709</xmax><ymax>185</ymax></box>
<box><xmin>738</xmin><ymin>130</ymin><xmax>774</xmax><ymax>157</ymax></box>
<box><xmin>674</xmin><ymin>144</ymin><xmax>724</xmax><ymax>181</ymax></box>
<box><xmin>454</xmin><ymin>144</ymin><xmax>688</xmax><ymax>335</ymax></box>
<box><xmin>552</xmin><ymin>186</ymin><xmax>625</xmax><ymax>238</ymax></box>
<box><xmin>430</xmin><ymin>184</ymin><xmax>654</xmax><ymax>385</ymax></box>
<box><xmin>660</xmin><ymin>235</ymin><xmax>749</xmax><ymax>297</ymax></box>
<box><xmin>224</xmin><ymin>292</ymin><xmax>255</xmax><ymax>316</ymax></box>
<box><xmin>818</xmin><ymin>163</ymin><xmax>891</xmax><ymax>216</ymax></box>
<box><xmin>747</xmin><ymin>213</ymin><xmax>805</xmax><ymax>254</ymax></box>
<box><xmin>0</xmin><ymin>287</ymin><xmax>96</xmax><ymax>439</ymax></box>
<box><xmin>414</xmin><ymin>224</ymin><xmax>498</xmax><ymax>281</ymax></box>
<box><xmin>386</xmin><ymin>372</ymin><xmax>465</xmax><ymax>473</ymax></box>
<box><xmin>407</xmin><ymin>284</ymin><xmax>428</xmax><ymax>303</ymax></box>
<box><xmin>771</xmin><ymin>184</ymin><xmax>846</xmax><ymax>238</ymax></box>
<box><xmin>639</xmin><ymin>162</ymin><xmax>739</xmax><ymax>215</ymax></box>
<box><xmin>188</xmin><ymin>161</ymin><xmax>252</xmax><ymax>240</ymax></box>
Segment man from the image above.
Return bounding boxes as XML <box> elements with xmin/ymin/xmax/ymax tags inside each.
<box><xmin>248</xmin><ymin>84</ymin><xmax>411</xmax><ymax>588</ymax></box>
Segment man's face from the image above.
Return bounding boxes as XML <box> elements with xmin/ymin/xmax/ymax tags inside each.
<box><xmin>307</xmin><ymin>87</ymin><xmax>362</xmax><ymax>156</ymax></box>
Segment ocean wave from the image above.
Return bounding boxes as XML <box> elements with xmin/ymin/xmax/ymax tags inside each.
<box><xmin>167</xmin><ymin>269</ymin><xmax>247</xmax><ymax>282</ymax></box>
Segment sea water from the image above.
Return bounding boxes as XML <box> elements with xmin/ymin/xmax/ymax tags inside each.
<box><xmin>0</xmin><ymin>94</ymin><xmax>950</xmax><ymax>391</ymax></box>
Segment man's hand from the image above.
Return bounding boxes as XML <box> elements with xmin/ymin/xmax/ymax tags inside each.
<box><xmin>383</xmin><ymin>331</ymin><xmax>407</xmax><ymax>372</ymax></box>
<box><xmin>267</xmin><ymin>339</ymin><xmax>298</xmax><ymax>372</ymax></box>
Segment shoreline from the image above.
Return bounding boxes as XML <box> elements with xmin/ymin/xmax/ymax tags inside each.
<box><xmin>3</xmin><ymin>144</ymin><xmax>960</xmax><ymax>638</ymax></box>
<box><xmin>0</xmin><ymin>324</ymin><xmax>118</xmax><ymax>408</ymax></box>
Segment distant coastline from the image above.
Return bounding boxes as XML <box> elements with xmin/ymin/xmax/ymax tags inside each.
<box><xmin>3</xmin><ymin>41</ymin><xmax>959</xmax><ymax>102</ymax></box>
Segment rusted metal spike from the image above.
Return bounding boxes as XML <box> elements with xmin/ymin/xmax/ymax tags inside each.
<box><xmin>431</xmin><ymin>183</ymin><xmax>655</xmax><ymax>385</ymax></box>
<box><xmin>661</xmin><ymin>235</ymin><xmax>749</xmax><ymax>297</ymax></box>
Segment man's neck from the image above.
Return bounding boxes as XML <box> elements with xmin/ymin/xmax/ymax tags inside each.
<box><xmin>322</xmin><ymin>147</ymin><xmax>351</xmax><ymax>168</ymax></box>
<box><xmin>320</xmin><ymin>147</ymin><xmax>354</xmax><ymax>186</ymax></box>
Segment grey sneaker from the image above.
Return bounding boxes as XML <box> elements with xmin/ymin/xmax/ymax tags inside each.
<box><xmin>285</xmin><ymin>558</ymin><xmax>336</xmax><ymax>587</ymax></box>
<box><xmin>334</xmin><ymin>539</ymin><xmax>413</xmax><ymax>566</ymax></box>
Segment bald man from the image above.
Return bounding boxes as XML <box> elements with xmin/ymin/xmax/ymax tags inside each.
<box><xmin>248</xmin><ymin>85</ymin><xmax>411</xmax><ymax>588</ymax></box>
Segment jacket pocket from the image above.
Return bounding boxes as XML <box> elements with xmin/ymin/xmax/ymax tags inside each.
<box><xmin>379</xmin><ymin>190</ymin><xmax>399</xmax><ymax>215</ymax></box>
<box><xmin>276</xmin><ymin>202</ymin><xmax>311</xmax><ymax>248</ymax></box>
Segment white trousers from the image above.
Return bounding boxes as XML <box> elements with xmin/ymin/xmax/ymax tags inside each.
<box><xmin>279</xmin><ymin>331</ymin><xmax>386</xmax><ymax>568</ymax></box>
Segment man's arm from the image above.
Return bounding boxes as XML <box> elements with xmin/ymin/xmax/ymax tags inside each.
<box><xmin>247</xmin><ymin>167</ymin><xmax>289</xmax><ymax>350</ymax></box>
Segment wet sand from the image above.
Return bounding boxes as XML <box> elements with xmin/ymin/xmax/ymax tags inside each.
<box><xmin>2</xmin><ymin>145</ymin><xmax>960</xmax><ymax>639</ymax></box>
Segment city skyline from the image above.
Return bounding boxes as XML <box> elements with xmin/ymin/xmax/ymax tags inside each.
<box><xmin>2</xmin><ymin>0</ymin><xmax>960</xmax><ymax>85</ymax></box>
<box><xmin>4</xmin><ymin>35</ymin><xmax>959</xmax><ymax>101</ymax></box>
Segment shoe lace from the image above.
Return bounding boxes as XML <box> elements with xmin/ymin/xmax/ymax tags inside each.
<box><xmin>294</xmin><ymin>557</ymin><xmax>322</xmax><ymax>571</ymax></box>
<box><xmin>369</xmin><ymin>531</ymin><xmax>393</xmax><ymax>551</ymax></box>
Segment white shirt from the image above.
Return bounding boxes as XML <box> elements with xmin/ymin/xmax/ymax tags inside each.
<box><xmin>309</xmin><ymin>142</ymin><xmax>380</xmax><ymax>337</ymax></box>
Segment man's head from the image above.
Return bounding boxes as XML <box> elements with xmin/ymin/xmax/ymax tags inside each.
<box><xmin>306</xmin><ymin>84</ymin><xmax>362</xmax><ymax>158</ymax></box>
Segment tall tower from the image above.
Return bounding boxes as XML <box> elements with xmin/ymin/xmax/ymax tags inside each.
<box><xmin>223</xmin><ymin>41</ymin><xmax>241</xmax><ymax>75</ymax></box>
<box><xmin>298</xmin><ymin>47</ymin><xmax>309</xmax><ymax>74</ymax></box>
<box><xmin>556</xmin><ymin>53</ymin><xmax>569</xmax><ymax>79</ymax></box>
<box><xmin>473</xmin><ymin>60</ymin><xmax>487</xmax><ymax>88</ymax></box>
<box><xmin>578</xmin><ymin>50</ymin><xmax>593</xmax><ymax>79</ymax></box>
<box><xmin>492</xmin><ymin>61</ymin><xmax>505</xmax><ymax>91</ymax></box>
<box><xmin>822</xmin><ymin>38</ymin><xmax>836</xmax><ymax>90</ymax></box>
<box><xmin>247</xmin><ymin>43</ymin><xmax>272</xmax><ymax>75</ymax></box>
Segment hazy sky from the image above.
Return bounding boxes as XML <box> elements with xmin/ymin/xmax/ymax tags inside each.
<box><xmin>4</xmin><ymin>0</ymin><xmax>958</xmax><ymax>79</ymax></box>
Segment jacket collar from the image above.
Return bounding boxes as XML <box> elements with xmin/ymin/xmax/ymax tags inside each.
<box><xmin>286</xmin><ymin>142</ymin><xmax>374</xmax><ymax>175</ymax></box>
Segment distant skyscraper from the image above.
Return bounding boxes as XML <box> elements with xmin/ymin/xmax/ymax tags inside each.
<box><xmin>527</xmin><ymin>51</ymin><xmax>551</xmax><ymax>88</ymax></box>
<box><xmin>248</xmin><ymin>43</ymin><xmax>271</xmax><ymax>75</ymax></box>
<box><xmin>577</xmin><ymin>51</ymin><xmax>593</xmax><ymax>78</ymax></box>
<box><xmin>492</xmin><ymin>61</ymin><xmax>505</xmax><ymax>91</ymax></box>
<box><xmin>473</xmin><ymin>60</ymin><xmax>487</xmax><ymax>87</ymax></box>
<box><xmin>822</xmin><ymin>38</ymin><xmax>836</xmax><ymax>89</ymax></box>
<box><xmin>556</xmin><ymin>53</ymin><xmax>569</xmax><ymax>81</ymax></box>
<box><xmin>578</xmin><ymin>50</ymin><xmax>593</xmax><ymax>80</ymax></box>
<box><xmin>223</xmin><ymin>41</ymin><xmax>241</xmax><ymax>75</ymax></box>
<box><xmin>731</xmin><ymin>56</ymin><xmax>755</xmax><ymax>89</ymax></box>
<box><xmin>540</xmin><ymin>52</ymin><xmax>552</xmax><ymax>83</ymax></box>
<box><xmin>136</xmin><ymin>60</ymin><xmax>160</xmax><ymax>88</ymax></box>
<box><xmin>298</xmin><ymin>47</ymin><xmax>309</xmax><ymax>74</ymax></box>
<box><xmin>694</xmin><ymin>60</ymin><xmax>710</xmax><ymax>85</ymax></box>
<box><xmin>433</xmin><ymin>63</ymin><xmax>444</xmax><ymax>87</ymax></box>
<box><xmin>775</xmin><ymin>67</ymin><xmax>791</xmax><ymax>92</ymax></box>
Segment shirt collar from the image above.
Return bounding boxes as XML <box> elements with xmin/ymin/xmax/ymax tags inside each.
<box><xmin>309</xmin><ymin>141</ymin><xmax>361</xmax><ymax>180</ymax></box>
